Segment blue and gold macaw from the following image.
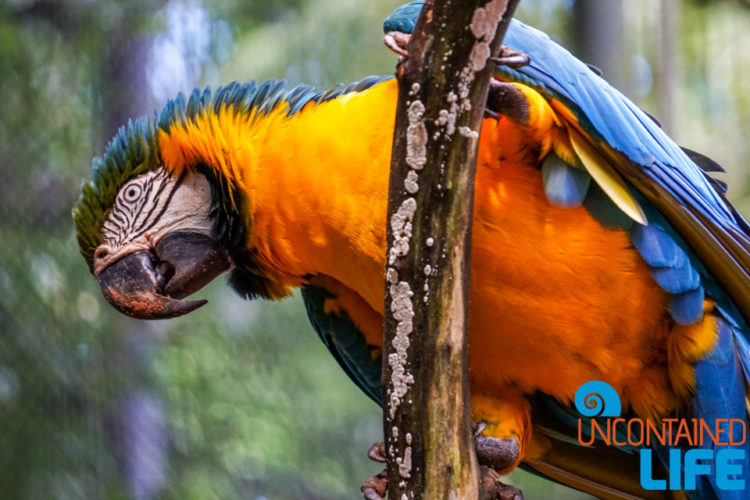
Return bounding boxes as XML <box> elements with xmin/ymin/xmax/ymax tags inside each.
<box><xmin>73</xmin><ymin>2</ymin><xmax>750</xmax><ymax>498</ymax></box>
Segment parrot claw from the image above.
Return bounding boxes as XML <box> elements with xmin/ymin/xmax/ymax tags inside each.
<box><xmin>361</xmin><ymin>469</ymin><xmax>387</xmax><ymax>500</ymax></box>
<box><xmin>473</xmin><ymin>431</ymin><xmax>526</xmax><ymax>500</ymax></box>
<box><xmin>361</xmin><ymin>432</ymin><xmax>522</xmax><ymax>498</ymax></box>
<box><xmin>474</xmin><ymin>420</ymin><xmax>488</xmax><ymax>436</ymax></box>
<box><xmin>361</xmin><ymin>459</ymin><xmax>523</xmax><ymax>499</ymax></box>
<box><xmin>367</xmin><ymin>441</ymin><xmax>387</xmax><ymax>463</ymax></box>
<box><xmin>480</xmin><ymin>466</ymin><xmax>525</xmax><ymax>500</ymax></box>
<box><xmin>489</xmin><ymin>46</ymin><xmax>530</xmax><ymax>69</ymax></box>
<box><xmin>384</xmin><ymin>31</ymin><xmax>410</xmax><ymax>58</ymax></box>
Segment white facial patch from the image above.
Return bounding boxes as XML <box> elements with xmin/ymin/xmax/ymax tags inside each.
<box><xmin>93</xmin><ymin>168</ymin><xmax>215</xmax><ymax>276</ymax></box>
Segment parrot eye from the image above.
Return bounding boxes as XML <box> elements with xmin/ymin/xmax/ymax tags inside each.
<box><xmin>123</xmin><ymin>183</ymin><xmax>143</xmax><ymax>203</ymax></box>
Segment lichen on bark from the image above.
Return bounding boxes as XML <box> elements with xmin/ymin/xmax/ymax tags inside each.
<box><xmin>382</xmin><ymin>0</ymin><xmax>521</xmax><ymax>498</ymax></box>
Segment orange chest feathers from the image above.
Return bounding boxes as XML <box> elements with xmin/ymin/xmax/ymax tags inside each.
<box><xmin>313</xmin><ymin>110</ymin><xmax>672</xmax><ymax>409</ymax></box>
<box><xmin>467</xmin><ymin>117</ymin><xmax>669</xmax><ymax>401</ymax></box>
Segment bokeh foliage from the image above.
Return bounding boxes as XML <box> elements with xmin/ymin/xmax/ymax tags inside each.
<box><xmin>0</xmin><ymin>1</ymin><xmax>749</xmax><ymax>499</ymax></box>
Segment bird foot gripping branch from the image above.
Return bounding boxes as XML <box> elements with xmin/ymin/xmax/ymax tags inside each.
<box><xmin>384</xmin><ymin>31</ymin><xmax>529</xmax><ymax>69</ymax></box>
<box><xmin>360</xmin><ymin>430</ymin><xmax>523</xmax><ymax>500</ymax></box>
<box><xmin>488</xmin><ymin>46</ymin><xmax>529</xmax><ymax>69</ymax></box>
<box><xmin>383</xmin><ymin>31</ymin><xmax>410</xmax><ymax>58</ymax></box>
<box><xmin>383</xmin><ymin>27</ymin><xmax>529</xmax><ymax>121</ymax></box>
<box><xmin>362</xmin><ymin>469</ymin><xmax>523</xmax><ymax>500</ymax></box>
<box><xmin>479</xmin><ymin>467</ymin><xmax>525</xmax><ymax>500</ymax></box>
<box><xmin>361</xmin><ymin>442</ymin><xmax>387</xmax><ymax>500</ymax></box>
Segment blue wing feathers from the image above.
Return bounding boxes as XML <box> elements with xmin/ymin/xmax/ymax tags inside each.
<box><xmin>733</xmin><ymin>329</ymin><xmax>750</xmax><ymax>384</ymax></box>
<box><xmin>628</xmin><ymin>222</ymin><xmax>706</xmax><ymax>323</ymax></box>
<box><xmin>498</xmin><ymin>21</ymin><xmax>738</xmax><ymax>226</ymax></box>
<box><xmin>669</xmin><ymin>287</ymin><xmax>706</xmax><ymax>326</ymax></box>
<box><xmin>629</xmin><ymin>224</ymin><xmax>691</xmax><ymax>269</ymax></box>
<box><xmin>582</xmin><ymin>183</ymin><xmax>634</xmax><ymax>229</ymax></box>
<box><xmin>649</xmin><ymin>264</ymin><xmax>701</xmax><ymax>295</ymax></box>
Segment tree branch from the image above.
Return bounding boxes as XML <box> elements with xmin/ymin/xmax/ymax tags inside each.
<box><xmin>382</xmin><ymin>0</ymin><xmax>521</xmax><ymax>498</ymax></box>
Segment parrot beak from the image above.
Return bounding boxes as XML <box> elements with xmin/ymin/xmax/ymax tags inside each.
<box><xmin>96</xmin><ymin>232</ymin><xmax>230</xmax><ymax>320</ymax></box>
<box><xmin>155</xmin><ymin>232</ymin><xmax>230</xmax><ymax>299</ymax></box>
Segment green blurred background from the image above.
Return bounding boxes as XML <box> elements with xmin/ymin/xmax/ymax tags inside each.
<box><xmin>1</xmin><ymin>1</ymin><xmax>750</xmax><ymax>498</ymax></box>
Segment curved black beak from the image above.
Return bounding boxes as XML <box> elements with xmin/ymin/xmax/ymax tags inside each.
<box><xmin>97</xmin><ymin>232</ymin><xmax>230</xmax><ymax>320</ymax></box>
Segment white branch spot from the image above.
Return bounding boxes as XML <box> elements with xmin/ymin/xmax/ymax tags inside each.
<box><xmin>469</xmin><ymin>43</ymin><xmax>491</xmax><ymax>72</ymax></box>
<box><xmin>469</xmin><ymin>0</ymin><xmax>507</xmax><ymax>71</ymax></box>
<box><xmin>388</xmin><ymin>281</ymin><xmax>415</xmax><ymax>420</ymax></box>
<box><xmin>459</xmin><ymin>125</ymin><xmax>479</xmax><ymax>140</ymax></box>
<box><xmin>389</xmin><ymin>197</ymin><xmax>418</xmax><ymax>265</ymax></box>
<box><xmin>396</xmin><ymin>445</ymin><xmax>412</xmax><ymax>479</ymax></box>
<box><xmin>387</xmin><ymin>267</ymin><xmax>399</xmax><ymax>284</ymax></box>
<box><xmin>406</xmin><ymin>100</ymin><xmax>427</xmax><ymax>170</ymax></box>
<box><xmin>404</xmin><ymin>170</ymin><xmax>419</xmax><ymax>194</ymax></box>
<box><xmin>470</xmin><ymin>0</ymin><xmax>505</xmax><ymax>40</ymax></box>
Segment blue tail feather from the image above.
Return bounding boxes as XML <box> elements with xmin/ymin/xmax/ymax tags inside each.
<box><xmin>688</xmin><ymin>317</ymin><xmax>749</xmax><ymax>498</ymax></box>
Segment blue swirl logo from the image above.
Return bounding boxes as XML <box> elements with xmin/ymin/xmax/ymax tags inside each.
<box><xmin>574</xmin><ymin>380</ymin><xmax>621</xmax><ymax>417</ymax></box>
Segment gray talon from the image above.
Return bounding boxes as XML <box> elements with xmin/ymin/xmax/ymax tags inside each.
<box><xmin>367</xmin><ymin>441</ymin><xmax>386</xmax><ymax>463</ymax></box>
<box><xmin>384</xmin><ymin>31</ymin><xmax>410</xmax><ymax>57</ymax></box>
<box><xmin>474</xmin><ymin>420</ymin><xmax>488</xmax><ymax>437</ymax></box>
<box><xmin>480</xmin><ymin>465</ymin><xmax>525</xmax><ymax>500</ymax></box>
<box><xmin>489</xmin><ymin>46</ymin><xmax>530</xmax><ymax>68</ymax></box>
<box><xmin>361</xmin><ymin>470</ymin><xmax>387</xmax><ymax>500</ymax></box>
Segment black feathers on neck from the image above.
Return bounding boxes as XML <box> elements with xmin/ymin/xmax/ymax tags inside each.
<box><xmin>197</xmin><ymin>163</ymin><xmax>283</xmax><ymax>301</ymax></box>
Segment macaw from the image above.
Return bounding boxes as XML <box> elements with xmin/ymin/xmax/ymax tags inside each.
<box><xmin>73</xmin><ymin>1</ymin><xmax>750</xmax><ymax>498</ymax></box>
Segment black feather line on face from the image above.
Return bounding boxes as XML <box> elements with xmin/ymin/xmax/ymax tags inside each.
<box><xmin>131</xmin><ymin>171</ymin><xmax>184</xmax><ymax>241</ymax></box>
<box><xmin>195</xmin><ymin>163</ymin><xmax>279</xmax><ymax>301</ymax></box>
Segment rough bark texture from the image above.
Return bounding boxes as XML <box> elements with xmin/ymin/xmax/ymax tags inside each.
<box><xmin>382</xmin><ymin>1</ymin><xmax>520</xmax><ymax>498</ymax></box>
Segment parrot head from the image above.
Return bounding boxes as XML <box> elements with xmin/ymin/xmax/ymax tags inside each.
<box><xmin>72</xmin><ymin>79</ymin><xmax>279</xmax><ymax>321</ymax></box>
<box><xmin>74</xmin><ymin>77</ymin><xmax>388</xmax><ymax>319</ymax></box>
<box><xmin>72</xmin><ymin>116</ymin><xmax>239</xmax><ymax>319</ymax></box>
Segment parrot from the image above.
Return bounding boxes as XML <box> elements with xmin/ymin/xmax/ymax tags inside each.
<box><xmin>73</xmin><ymin>2</ymin><xmax>750</xmax><ymax>498</ymax></box>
